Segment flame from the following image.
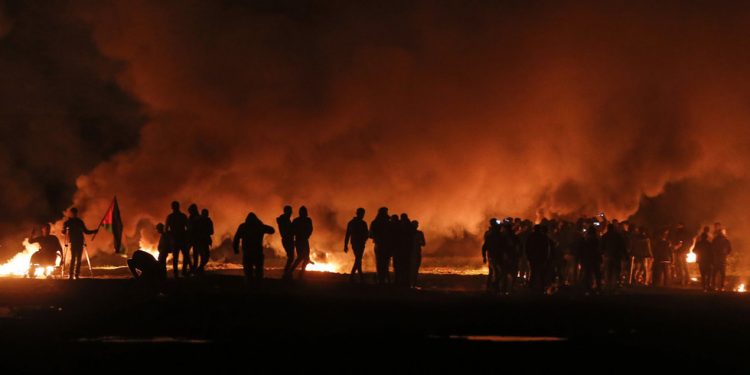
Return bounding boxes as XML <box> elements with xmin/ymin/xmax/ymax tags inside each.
<box><xmin>735</xmin><ymin>283</ymin><xmax>746</xmax><ymax>293</ymax></box>
<box><xmin>686</xmin><ymin>251</ymin><xmax>697</xmax><ymax>264</ymax></box>
<box><xmin>137</xmin><ymin>239</ymin><xmax>161</xmax><ymax>260</ymax></box>
<box><xmin>0</xmin><ymin>238</ymin><xmax>59</xmax><ymax>277</ymax></box>
<box><xmin>305</xmin><ymin>251</ymin><xmax>344</xmax><ymax>273</ymax></box>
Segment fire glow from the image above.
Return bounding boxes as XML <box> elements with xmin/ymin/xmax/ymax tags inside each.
<box><xmin>0</xmin><ymin>238</ymin><xmax>58</xmax><ymax>278</ymax></box>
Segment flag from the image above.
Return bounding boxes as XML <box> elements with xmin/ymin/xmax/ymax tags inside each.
<box><xmin>100</xmin><ymin>197</ymin><xmax>124</xmax><ymax>254</ymax></box>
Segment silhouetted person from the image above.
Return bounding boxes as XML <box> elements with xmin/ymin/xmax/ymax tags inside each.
<box><xmin>288</xmin><ymin>206</ymin><xmax>313</xmax><ymax>280</ymax></box>
<box><xmin>156</xmin><ymin>223</ymin><xmax>171</xmax><ymax>275</ymax></box>
<box><xmin>482</xmin><ymin>219</ymin><xmax>502</xmax><ymax>291</ymax></box>
<box><xmin>387</xmin><ymin>214</ymin><xmax>401</xmax><ymax>283</ymax></box>
<box><xmin>187</xmin><ymin>204</ymin><xmax>201</xmax><ymax>274</ymax></box>
<box><xmin>28</xmin><ymin>224</ymin><xmax>63</xmax><ymax>278</ymax></box>
<box><xmin>492</xmin><ymin>223</ymin><xmax>519</xmax><ymax>294</ymax></box>
<box><xmin>652</xmin><ymin>229</ymin><xmax>672</xmax><ymax>287</ymax></box>
<box><xmin>393</xmin><ymin>213</ymin><xmax>415</xmax><ymax>287</ymax></box>
<box><xmin>233</xmin><ymin>212</ymin><xmax>275</xmax><ymax>283</ymax></box>
<box><xmin>629</xmin><ymin>227</ymin><xmax>652</xmax><ymax>286</ymax></box>
<box><xmin>128</xmin><ymin>249</ymin><xmax>165</xmax><ymax>284</ymax></box>
<box><xmin>712</xmin><ymin>224</ymin><xmax>732</xmax><ymax>291</ymax></box>
<box><xmin>580</xmin><ymin>225</ymin><xmax>602</xmax><ymax>292</ymax></box>
<box><xmin>369</xmin><ymin>207</ymin><xmax>391</xmax><ymax>284</ymax></box>
<box><xmin>63</xmin><ymin>207</ymin><xmax>98</xmax><ymax>280</ymax></box>
<box><xmin>344</xmin><ymin>208</ymin><xmax>368</xmax><ymax>283</ymax></box>
<box><xmin>602</xmin><ymin>223</ymin><xmax>627</xmax><ymax>289</ymax></box>
<box><xmin>525</xmin><ymin>225</ymin><xmax>553</xmax><ymax>293</ymax></box>
<box><xmin>165</xmin><ymin>201</ymin><xmax>191</xmax><ymax>278</ymax></box>
<box><xmin>195</xmin><ymin>208</ymin><xmax>214</xmax><ymax>273</ymax></box>
<box><xmin>277</xmin><ymin>206</ymin><xmax>295</xmax><ymax>278</ymax></box>
<box><xmin>670</xmin><ymin>222</ymin><xmax>691</xmax><ymax>286</ymax></box>
<box><xmin>694</xmin><ymin>226</ymin><xmax>713</xmax><ymax>291</ymax></box>
<box><xmin>411</xmin><ymin>220</ymin><xmax>425</xmax><ymax>288</ymax></box>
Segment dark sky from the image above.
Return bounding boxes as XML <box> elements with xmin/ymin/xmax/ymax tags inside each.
<box><xmin>1</xmin><ymin>0</ymin><xmax>750</xmax><ymax>266</ymax></box>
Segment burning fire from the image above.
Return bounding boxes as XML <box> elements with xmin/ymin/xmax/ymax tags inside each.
<box><xmin>137</xmin><ymin>239</ymin><xmax>161</xmax><ymax>260</ymax></box>
<box><xmin>735</xmin><ymin>283</ymin><xmax>746</xmax><ymax>293</ymax></box>
<box><xmin>686</xmin><ymin>251</ymin><xmax>696</xmax><ymax>264</ymax></box>
<box><xmin>0</xmin><ymin>238</ymin><xmax>59</xmax><ymax>277</ymax></box>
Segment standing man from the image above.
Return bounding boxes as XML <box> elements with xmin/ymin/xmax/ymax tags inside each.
<box><xmin>233</xmin><ymin>212</ymin><xmax>275</xmax><ymax>283</ymax></box>
<box><xmin>602</xmin><ymin>223</ymin><xmax>627</xmax><ymax>289</ymax></box>
<box><xmin>63</xmin><ymin>207</ymin><xmax>98</xmax><ymax>280</ymax></box>
<box><xmin>411</xmin><ymin>220</ymin><xmax>426</xmax><ymax>288</ymax></box>
<box><xmin>670</xmin><ymin>222</ymin><xmax>691</xmax><ymax>286</ymax></box>
<box><xmin>694</xmin><ymin>226</ymin><xmax>713</xmax><ymax>291</ymax></box>
<box><xmin>187</xmin><ymin>204</ymin><xmax>201</xmax><ymax>275</ymax></box>
<box><xmin>712</xmin><ymin>223</ymin><xmax>732</xmax><ymax>292</ymax></box>
<box><xmin>288</xmin><ymin>206</ymin><xmax>313</xmax><ymax>280</ymax></box>
<box><xmin>369</xmin><ymin>207</ymin><xmax>391</xmax><ymax>284</ymax></box>
<box><xmin>525</xmin><ymin>224</ymin><xmax>553</xmax><ymax>293</ymax></box>
<box><xmin>277</xmin><ymin>206</ymin><xmax>295</xmax><ymax>279</ymax></box>
<box><xmin>651</xmin><ymin>229</ymin><xmax>672</xmax><ymax>287</ymax></box>
<box><xmin>165</xmin><ymin>201</ymin><xmax>190</xmax><ymax>278</ymax></box>
<box><xmin>344</xmin><ymin>208</ymin><xmax>369</xmax><ymax>283</ymax></box>
<box><xmin>194</xmin><ymin>208</ymin><xmax>214</xmax><ymax>274</ymax></box>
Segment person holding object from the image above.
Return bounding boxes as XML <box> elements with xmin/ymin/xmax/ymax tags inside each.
<box><xmin>62</xmin><ymin>207</ymin><xmax>98</xmax><ymax>280</ymax></box>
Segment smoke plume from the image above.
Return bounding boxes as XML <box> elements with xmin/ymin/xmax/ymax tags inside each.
<box><xmin>4</xmin><ymin>1</ymin><xmax>750</xmax><ymax>269</ymax></box>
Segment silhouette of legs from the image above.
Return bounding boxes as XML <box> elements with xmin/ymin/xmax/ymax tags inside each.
<box><xmin>69</xmin><ymin>246</ymin><xmax>83</xmax><ymax>279</ymax></box>
<box><xmin>350</xmin><ymin>245</ymin><xmax>365</xmax><ymax>283</ymax></box>
<box><xmin>282</xmin><ymin>238</ymin><xmax>295</xmax><ymax>276</ymax></box>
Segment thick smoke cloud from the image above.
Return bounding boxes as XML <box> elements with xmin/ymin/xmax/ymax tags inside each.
<box><xmin>5</xmin><ymin>1</ymin><xmax>750</xmax><ymax>269</ymax></box>
<box><xmin>0</xmin><ymin>0</ymin><xmax>143</xmax><ymax>257</ymax></box>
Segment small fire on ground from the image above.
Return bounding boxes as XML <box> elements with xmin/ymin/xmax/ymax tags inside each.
<box><xmin>0</xmin><ymin>239</ymin><xmax>58</xmax><ymax>277</ymax></box>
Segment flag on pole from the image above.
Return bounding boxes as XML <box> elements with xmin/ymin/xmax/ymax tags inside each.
<box><xmin>100</xmin><ymin>197</ymin><xmax>124</xmax><ymax>254</ymax></box>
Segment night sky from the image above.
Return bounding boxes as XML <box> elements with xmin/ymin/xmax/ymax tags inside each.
<box><xmin>1</xmin><ymin>0</ymin><xmax>750</xmax><ymax>267</ymax></box>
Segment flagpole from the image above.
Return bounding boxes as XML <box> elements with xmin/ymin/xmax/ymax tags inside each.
<box><xmin>90</xmin><ymin>197</ymin><xmax>115</xmax><ymax>242</ymax></box>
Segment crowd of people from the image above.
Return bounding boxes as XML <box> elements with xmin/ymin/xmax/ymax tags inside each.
<box><xmin>24</xmin><ymin>203</ymin><xmax>734</xmax><ymax>294</ymax></box>
<box><xmin>482</xmin><ymin>214</ymin><xmax>734</xmax><ymax>294</ymax></box>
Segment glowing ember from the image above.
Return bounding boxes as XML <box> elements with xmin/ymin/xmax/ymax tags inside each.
<box><xmin>686</xmin><ymin>251</ymin><xmax>697</xmax><ymax>264</ymax></box>
<box><xmin>0</xmin><ymin>238</ymin><xmax>59</xmax><ymax>277</ymax></box>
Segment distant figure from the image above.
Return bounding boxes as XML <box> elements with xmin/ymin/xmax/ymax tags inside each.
<box><xmin>165</xmin><ymin>201</ymin><xmax>191</xmax><ymax>278</ymax></box>
<box><xmin>128</xmin><ymin>249</ymin><xmax>165</xmax><ymax>284</ymax></box>
<box><xmin>501</xmin><ymin>223</ymin><xmax>521</xmax><ymax>294</ymax></box>
<box><xmin>712</xmin><ymin>224</ymin><xmax>732</xmax><ymax>291</ymax></box>
<box><xmin>194</xmin><ymin>208</ymin><xmax>214</xmax><ymax>274</ymax></box>
<box><xmin>670</xmin><ymin>222</ymin><xmax>691</xmax><ymax>286</ymax></box>
<box><xmin>482</xmin><ymin>219</ymin><xmax>501</xmax><ymax>291</ymax></box>
<box><xmin>411</xmin><ymin>220</ymin><xmax>425</xmax><ymax>288</ymax></box>
<box><xmin>233</xmin><ymin>212</ymin><xmax>275</xmax><ymax>283</ymax></box>
<box><xmin>344</xmin><ymin>208</ymin><xmax>369</xmax><ymax>283</ymax></box>
<box><xmin>525</xmin><ymin>225</ymin><xmax>553</xmax><ymax>293</ymax></box>
<box><xmin>387</xmin><ymin>214</ymin><xmax>401</xmax><ymax>283</ymax></box>
<box><xmin>27</xmin><ymin>224</ymin><xmax>63</xmax><ymax>278</ymax></box>
<box><xmin>629</xmin><ymin>227</ymin><xmax>652</xmax><ymax>286</ymax></box>
<box><xmin>369</xmin><ymin>207</ymin><xmax>391</xmax><ymax>284</ymax></box>
<box><xmin>276</xmin><ymin>206</ymin><xmax>295</xmax><ymax>278</ymax></box>
<box><xmin>288</xmin><ymin>206</ymin><xmax>313</xmax><ymax>280</ymax></box>
<box><xmin>156</xmin><ymin>223</ymin><xmax>171</xmax><ymax>276</ymax></box>
<box><xmin>63</xmin><ymin>207</ymin><xmax>98</xmax><ymax>280</ymax></box>
<box><xmin>652</xmin><ymin>229</ymin><xmax>672</xmax><ymax>287</ymax></box>
<box><xmin>602</xmin><ymin>223</ymin><xmax>627</xmax><ymax>289</ymax></box>
<box><xmin>187</xmin><ymin>204</ymin><xmax>201</xmax><ymax>274</ymax></box>
<box><xmin>694</xmin><ymin>226</ymin><xmax>713</xmax><ymax>291</ymax></box>
<box><xmin>580</xmin><ymin>225</ymin><xmax>602</xmax><ymax>292</ymax></box>
<box><xmin>394</xmin><ymin>213</ymin><xmax>415</xmax><ymax>287</ymax></box>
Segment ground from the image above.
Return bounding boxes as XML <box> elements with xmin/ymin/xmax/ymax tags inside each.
<box><xmin>0</xmin><ymin>269</ymin><xmax>747</xmax><ymax>373</ymax></box>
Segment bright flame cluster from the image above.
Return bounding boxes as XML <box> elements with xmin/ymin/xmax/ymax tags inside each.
<box><xmin>0</xmin><ymin>238</ymin><xmax>58</xmax><ymax>277</ymax></box>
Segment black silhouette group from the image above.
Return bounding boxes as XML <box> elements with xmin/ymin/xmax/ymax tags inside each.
<box><xmin>482</xmin><ymin>214</ymin><xmax>734</xmax><ymax>294</ymax></box>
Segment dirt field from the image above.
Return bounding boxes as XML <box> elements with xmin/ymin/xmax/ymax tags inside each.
<box><xmin>0</xmin><ymin>270</ymin><xmax>747</xmax><ymax>373</ymax></box>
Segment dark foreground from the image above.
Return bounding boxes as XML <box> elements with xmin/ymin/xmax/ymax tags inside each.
<box><xmin>0</xmin><ymin>271</ymin><xmax>748</xmax><ymax>373</ymax></box>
